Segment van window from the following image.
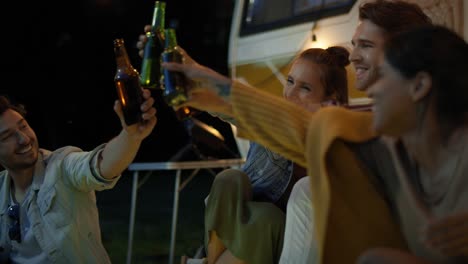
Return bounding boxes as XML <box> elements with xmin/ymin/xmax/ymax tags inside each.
<box><xmin>241</xmin><ymin>0</ymin><xmax>356</xmax><ymax>36</ymax></box>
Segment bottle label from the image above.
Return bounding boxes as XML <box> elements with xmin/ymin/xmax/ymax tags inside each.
<box><xmin>140</xmin><ymin>31</ymin><xmax>165</xmax><ymax>89</ymax></box>
<box><xmin>161</xmin><ymin>51</ymin><xmax>187</xmax><ymax>106</ymax></box>
<box><xmin>115</xmin><ymin>75</ymin><xmax>143</xmax><ymax>125</ymax></box>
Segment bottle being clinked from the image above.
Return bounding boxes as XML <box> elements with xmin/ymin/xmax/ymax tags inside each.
<box><xmin>140</xmin><ymin>1</ymin><xmax>166</xmax><ymax>89</ymax></box>
<box><xmin>160</xmin><ymin>28</ymin><xmax>188</xmax><ymax>107</ymax></box>
<box><xmin>113</xmin><ymin>38</ymin><xmax>144</xmax><ymax>126</ymax></box>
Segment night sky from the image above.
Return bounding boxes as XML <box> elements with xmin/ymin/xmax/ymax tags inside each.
<box><xmin>5</xmin><ymin>0</ymin><xmax>238</xmax><ymax>162</ymax></box>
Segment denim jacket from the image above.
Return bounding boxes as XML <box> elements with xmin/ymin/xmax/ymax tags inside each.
<box><xmin>241</xmin><ymin>142</ymin><xmax>293</xmax><ymax>202</ymax></box>
<box><xmin>0</xmin><ymin>145</ymin><xmax>120</xmax><ymax>264</ymax></box>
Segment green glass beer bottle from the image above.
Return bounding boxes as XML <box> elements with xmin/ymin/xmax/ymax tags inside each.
<box><xmin>140</xmin><ymin>1</ymin><xmax>166</xmax><ymax>89</ymax></box>
<box><xmin>114</xmin><ymin>38</ymin><xmax>144</xmax><ymax>125</ymax></box>
<box><xmin>161</xmin><ymin>28</ymin><xmax>188</xmax><ymax>106</ymax></box>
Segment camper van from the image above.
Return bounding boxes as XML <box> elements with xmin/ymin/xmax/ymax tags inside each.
<box><xmin>228</xmin><ymin>0</ymin><xmax>467</xmax><ymax>106</ymax></box>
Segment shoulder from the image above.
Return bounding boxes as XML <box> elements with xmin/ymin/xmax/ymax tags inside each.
<box><xmin>347</xmin><ymin>137</ymin><xmax>390</xmax><ymax>164</ymax></box>
<box><xmin>0</xmin><ymin>170</ymin><xmax>7</xmax><ymax>187</ymax></box>
<box><xmin>314</xmin><ymin>106</ymin><xmax>373</xmax><ymax>126</ymax></box>
<box><xmin>41</xmin><ymin>146</ymin><xmax>84</xmax><ymax>164</ymax></box>
<box><xmin>307</xmin><ymin>107</ymin><xmax>376</xmax><ymax>143</ymax></box>
<box><xmin>41</xmin><ymin>146</ymin><xmax>82</xmax><ymax>155</ymax></box>
<box><xmin>50</xmin><ymin>146</ymin><xmax>83</xmax><ymax>155</ymax></box>
<box><xmin>347</xmin><ymin>137</ymin><xmax>398</xmax><ymax>186</ymax></box>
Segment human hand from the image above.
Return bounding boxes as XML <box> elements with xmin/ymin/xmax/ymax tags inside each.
<box><xmin>178</xmin><ymin>87</ymin><xmax>233</xmax><ymax>117</ymax></box>
<box><xmin>136</xmin><ymin>25</ymin><xmax>152</xmax><ymax>58</ymax></box>
<box><xmin>114</xmin><ymin>88</ymin><xmax>157</xmax><ymax>140</ymax></box>
<box><xmin>163</xmin><ymin>46</ymin><xmax>232</xmax><ymax>87</ymax></box>
<box><xmin>161</xmin><ymin>46</ymin><xmax>233</xmax><ymax>115</ymax></box>
<box><xmin>137</xmin><ymin>23</ymin><xmax>233</xmax><ymax>116</ymax></box>
<box><xmin>422</xmin><ymin>211</ymin><xmax>468</xmax><ymax>257</ymax></box>
<box><xmin>136</xmin><ymin>24</ymin><xmax>232</xmax><ymax>94</ymax></box>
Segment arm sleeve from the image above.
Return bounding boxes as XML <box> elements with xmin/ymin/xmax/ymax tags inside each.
<box><xmin>230</xmin><ymin>80</ymin><xmax>312</xmax><ymax>168</ymax></box>
<box><xmin>58</xmin><ymin>144</ymin><xmax>121</xmax><ymax>192</ymax></box>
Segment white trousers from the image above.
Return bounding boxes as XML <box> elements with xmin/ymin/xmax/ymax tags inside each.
<box><xmin>279</xmin><ymin>177</ymin><xmax>317</xmax><ymax>264</ymax></box>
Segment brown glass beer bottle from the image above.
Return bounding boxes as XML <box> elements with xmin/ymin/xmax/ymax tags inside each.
<box><xmin>113</xmin><ymin>38</ymin><xmax>144</xmax><ymax>126</ymax></box>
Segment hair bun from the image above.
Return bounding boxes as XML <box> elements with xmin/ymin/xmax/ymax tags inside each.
<box><xmin>326</xmin><ymin>46</ymin><xmax>350</xmax><ymax>67</ymax></box>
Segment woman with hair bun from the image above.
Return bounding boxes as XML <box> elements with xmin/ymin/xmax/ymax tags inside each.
<box><xmin>201</xmin><ymin>46</ymin><xmax>351</xmax><ymax>264</ymax></box>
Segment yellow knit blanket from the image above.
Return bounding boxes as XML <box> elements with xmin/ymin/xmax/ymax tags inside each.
<box><xmin>306</xmin><ymin>107</ymin><xmax>407</xmax><ymax>263</ymax></box>
<box><xmin>231</xmin><ymin>81</ymin><xmax>408</xmax><ymax>263</ymax></box>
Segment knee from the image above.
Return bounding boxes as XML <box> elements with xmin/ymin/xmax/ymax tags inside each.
<box><xmin>213</xmin><ymin>169</ymin><xmax>249</xmax><ymax>189</ymax></box>
<box><xmin>215</xmin><ymin>169</ymin><xmax>248</xmax><ymax>183</ymax></box>
<box><xmin>288</xmin><ymin>177</ymin><xmax>311</xmax><ymax>209</ymax></box>
<box><xmin>211</xmin><ymin>169</ymin><xmax>252</xmax><ymax>200</ymax></box>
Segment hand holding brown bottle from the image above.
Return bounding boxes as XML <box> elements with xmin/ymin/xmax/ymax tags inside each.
<box><xmin>114</xmin><ymin>88</ymin><xmax>157</xmax><ymax>140</ymax></box>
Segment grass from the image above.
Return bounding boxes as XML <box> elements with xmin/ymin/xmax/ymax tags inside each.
<box><xmin>97</xmin><ymin>169</ymin><xmax>214</xmax><ymax>264</ymax></box>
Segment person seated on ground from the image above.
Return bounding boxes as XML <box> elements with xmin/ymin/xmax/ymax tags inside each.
<box><xmin>203</xmin><ymin>46</ymin><xmax>350</xmax><ymax>264</ymax></box>
<box><xmin>0</xmin><ymin>90</ymin><xmax>156</xmax><ymax>263</ymax></box>
<box><xmin>163</xmin><ymin>24</ymin><xmax>468</xmax><ymax>264</ymax></box>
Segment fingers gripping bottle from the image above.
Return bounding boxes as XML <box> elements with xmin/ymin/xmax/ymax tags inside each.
<box><xmin>113</xmin><ymin>38</ymin><xmax>144</xmax><ymax>125</ymax></box>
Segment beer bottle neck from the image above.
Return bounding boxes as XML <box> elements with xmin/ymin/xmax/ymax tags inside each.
<box><xmin>164</xmin><ymin>29</ymin><xmax>178</xmax><ymax>50</ymax></box>
<box><xmin>151</xmin><ymin>1</ymin><xmax>166</xmax><ymax>32</ymax></box>
<box><xmin>114</xmin><ymin>39</ymin><xmax>133</xmax><ymax>70</ymax></box>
